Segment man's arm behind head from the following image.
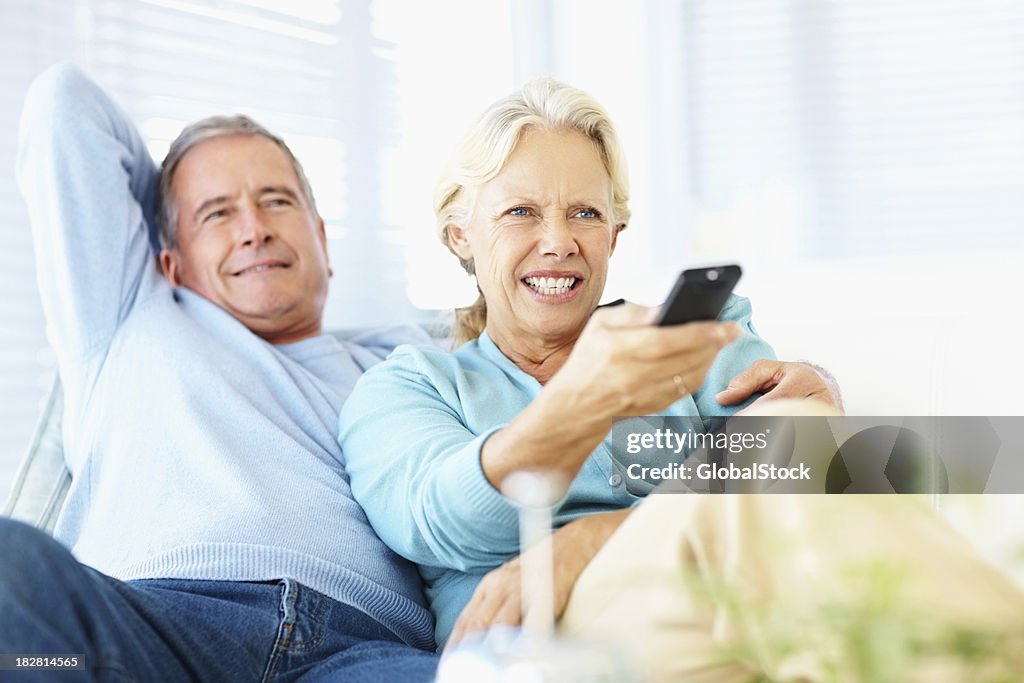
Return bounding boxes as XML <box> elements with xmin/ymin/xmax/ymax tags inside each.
<box><xmin>17</xmin><ymin>63</ymin><xmax>161</xmax><ymax>378</ymax></box>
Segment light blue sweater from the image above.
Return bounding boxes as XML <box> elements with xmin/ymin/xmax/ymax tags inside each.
<box><xmin>338</xmin><ymin>297</ymin><xmax>776</xmax><ymax>648</ymax></box>
<box><xmin>17</xmin><ymin>64</ymin><xmax>434</xmax><ymax>650</ymax></box>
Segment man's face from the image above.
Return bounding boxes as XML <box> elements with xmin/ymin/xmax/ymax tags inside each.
<box><xmin>160</xmin><ymin>134</ymin><xmax>331</xmax><ymax>345</ymax></box>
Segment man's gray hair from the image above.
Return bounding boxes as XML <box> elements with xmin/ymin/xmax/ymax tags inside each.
<box><xmin>157</xmin><ymin>115</ymin><xmax>318</xmax><ymax>249</ymax></box>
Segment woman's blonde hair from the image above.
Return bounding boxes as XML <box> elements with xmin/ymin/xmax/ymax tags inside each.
<box><xmin>434</xmin><ymin>77</ymin><xmax>631</xmax><ymax>345</ymax></box>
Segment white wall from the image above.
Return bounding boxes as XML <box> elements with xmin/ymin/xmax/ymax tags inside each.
<box><xmin>746</xmin><ymin>253</ymin><xmax>1024</xmax><ymax>416</ymax></box>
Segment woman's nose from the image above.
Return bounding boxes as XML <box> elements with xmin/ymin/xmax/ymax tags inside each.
<box><xmin>538</xmin><ymin>217</ymin><xmax>579</xmax><ymax>259</ymax></box>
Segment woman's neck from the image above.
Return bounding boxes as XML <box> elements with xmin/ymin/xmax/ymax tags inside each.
<box><xmin>487</xmin><ymin>327</ymin><xmax>577</xmax><ymax>385</ymax></box>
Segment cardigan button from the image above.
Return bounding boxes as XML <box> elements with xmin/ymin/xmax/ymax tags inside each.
<box><xmin>608</xmin><ymin>473</ymin><xmax>622</xmax><ymax>487</ymax></box>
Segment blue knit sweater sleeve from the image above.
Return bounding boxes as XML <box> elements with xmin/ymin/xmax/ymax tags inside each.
<box><xmin>338</xmin><ymin>346</ymin><xmax>521</xmax><ymax>573</ymax></box>
<box><xmin>16</xmin><ymin>63</ymin><xmax>161</xmax><ymax>374</ymax></box>
<box><xmin>693</xmin><ymin>294</ymin><xmax>778</xmax><ymax>415</ymax></box>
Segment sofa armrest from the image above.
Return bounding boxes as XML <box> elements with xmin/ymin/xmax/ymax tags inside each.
<box><xmin>2</xmin><ymin>376</ymin><xmax>69</xmax><ymax>534</ymax></box>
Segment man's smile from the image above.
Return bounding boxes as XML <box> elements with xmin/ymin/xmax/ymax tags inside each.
<box><xmin>232</xmin><ymin>260</ymin><xmax>290</xmax><ymax>276</ymax></box>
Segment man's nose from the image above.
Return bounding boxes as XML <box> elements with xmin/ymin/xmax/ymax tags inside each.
<box><xmin>538</xmin><ymin>216</ymin><xmax>579</xmax><ymax>259</ymax></box>
<box><xmin>236</xmin><ymin>204</ymin><xmax>274</xmax><ymax>246</ymax></box>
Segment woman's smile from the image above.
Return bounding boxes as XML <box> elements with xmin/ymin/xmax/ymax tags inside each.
<box><xmin>520</xmin><ymin>270</ymin><xmax>584</xmax><ymax>302</ymax></box>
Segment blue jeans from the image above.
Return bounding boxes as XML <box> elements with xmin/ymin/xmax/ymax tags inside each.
<box><xmin>0</xmin><ymin>519</ymin><xmax>438</xmax><ymax>682</ymax></box>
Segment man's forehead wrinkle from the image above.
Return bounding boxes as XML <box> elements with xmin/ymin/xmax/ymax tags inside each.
<box><xmin>173</xmin><ymin>136</ymin><xmax>313</xmax><ymax>230</ymax></box>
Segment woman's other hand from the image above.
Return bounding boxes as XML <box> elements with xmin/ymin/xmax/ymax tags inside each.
<box><xmin>715</xmin><ymin>359</ymin><xmax>845</xmax><ymax>414</ymax></box>
<box><xmin>445</xmin><ymin>509</ymin><xmax>631</xmax><ymax>651</ymax></box>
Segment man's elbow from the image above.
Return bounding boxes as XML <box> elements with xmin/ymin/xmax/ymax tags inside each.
<box><xmin>20</xmin><ymin>63</ymin><xmax>109</xmax><ymax>148</ymax></box>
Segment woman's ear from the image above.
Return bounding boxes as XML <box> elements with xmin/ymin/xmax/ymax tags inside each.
<box><xmin>610</xmin><ymin>223</ymin><xmax>625</xmax><ymax>255</ymax></box>
<box><xmin>446</xmin><ymin>223</ymin><xmax>474</xmax><ymax>261</ymax></box>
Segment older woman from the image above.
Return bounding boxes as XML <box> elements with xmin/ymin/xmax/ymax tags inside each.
<box><xmin>336</xmin><ymin>77</ymin><xmax>842</xmax><ymax>647</ymax></box>
<box><xmin>338</xmin><ymin>80</ymin><xmax>1024</xmax><ymax>682</ymax></box>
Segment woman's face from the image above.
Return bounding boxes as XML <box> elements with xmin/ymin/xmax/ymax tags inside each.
<box><xmin>448</xmin><ymin>128</ymin><xmax>620</xmax><ymax>347</ymax></box>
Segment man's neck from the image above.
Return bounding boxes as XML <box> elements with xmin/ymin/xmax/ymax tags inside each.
<box><xmin>254</xmin><ymin>321</ymin><xmax>323</xmax><ymax>345</ymax></box>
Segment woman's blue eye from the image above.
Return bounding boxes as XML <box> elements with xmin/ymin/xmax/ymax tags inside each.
<box><xmin>508</xmin><ymin>207</ymin><xmax>529</xmax><ymax>216</ymax></box>
<box><xmin>576</xmin><ymin>208</ymin><xmax>600</xmax><ymax>219</ymax></box>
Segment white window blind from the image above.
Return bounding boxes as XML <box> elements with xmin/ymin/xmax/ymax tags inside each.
<box><xmin>0</xmin><ymin>0</ymin><xmax>80</xmax><ymax>494</ymax></box>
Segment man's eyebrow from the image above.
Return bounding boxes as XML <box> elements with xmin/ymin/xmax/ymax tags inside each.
<box><xmin>192</xmin><ymin>195</ymin><xmax>232</xmax><ymax>223</ymax></box>
<box><xmin>191</xmin><ymin>187</ymin><xmax>302</xmax><ymax>223</ymax></box>
<box><xmin>259</xmin><ymin>186</ymin><xmax>301</xmax><ymax>202</ymax></box>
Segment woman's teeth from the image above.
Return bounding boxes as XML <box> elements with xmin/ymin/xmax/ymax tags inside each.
<box><xmin>524</xmin><ymin>276</ymin><xmax>576</xmax><ymax>295</ymax></box>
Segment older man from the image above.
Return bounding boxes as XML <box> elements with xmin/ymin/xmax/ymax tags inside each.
<box><xmin>0</xmin><ymin>64</ymin><xmax>437</xmax><ymax>681</ymax></box>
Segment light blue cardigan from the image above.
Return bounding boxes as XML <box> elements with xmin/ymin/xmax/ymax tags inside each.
<box><xmin>338</xmin><ymin>295</ymin><xmax>775</xmax><ymax>648</ymax></box>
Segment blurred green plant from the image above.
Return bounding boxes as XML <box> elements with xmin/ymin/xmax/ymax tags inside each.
<box><xmin>684</xmin><ymin>559</ymin><xmax>1024</xmax><ymax>683</ymax></box>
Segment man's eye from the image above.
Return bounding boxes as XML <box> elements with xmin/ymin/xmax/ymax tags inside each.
<box><xmin>265</xmin><ymin>198</ymin><xmax>291</xmax><ymax>207</ymax></box>
<box><xmin>204</xmin><ymin>209</ymin><xmax>228</xmax><ymax>222</ymax></box>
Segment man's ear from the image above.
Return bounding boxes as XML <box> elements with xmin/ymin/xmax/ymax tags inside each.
<box><xmin>160</xmin><ymin>248</ymin><xmax>183</xmax><ymax>287</ymax></box>
<box><xmin>446</xmin><ymin>223</ymin><xmax>473</xmax><ymax>260</ymax></box>
<box><xmin>316</xmin><ymin>217</ymin><xmax>333</xmax><ymax>277</ymax></box>
<box><xmin>610</xmin><ymin>223</ymin><xmax>625</xmax><ymax>255</ymax></box>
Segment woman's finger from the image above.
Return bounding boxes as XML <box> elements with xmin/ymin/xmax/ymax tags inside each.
<box><xmin>607</xmin><ymin>320</ymin><xmax>739</xmax><ymax>362</ymax></box>
<box><xmin>447</xmin><ymin>567</ymin><xmax>521</xmax><ymax>649</ymax></box>
<box><xmin>613</xmin><ymin>345</ymin><xmax>722</xmax><ymax>413</ymax></box>
<box><xmin>715</xmin><ymin>358</ymin><xmax>784</xmax><ymax>405</ymax></box>
<box><xmin>491</xmin><ymin>592</ymin><xmax>523</xmax><ymax>628</ymax></box>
